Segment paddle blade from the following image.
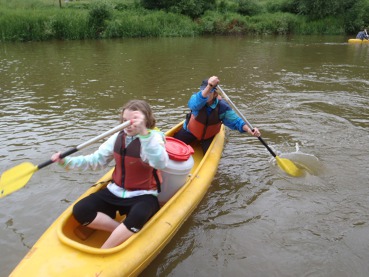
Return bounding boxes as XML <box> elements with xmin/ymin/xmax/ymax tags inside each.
<box><xmin>0</xmin><ymin>162</ymin><xmax>38</xmax><ymax>198</ymax></box>
<box><xmin>276</xmin><ymin>156</ymin><xmax>303</xmax><ymax>177</ymax></box>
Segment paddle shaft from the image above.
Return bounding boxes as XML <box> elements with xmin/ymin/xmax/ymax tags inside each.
<box><xmin>37</xmin><ymin>120</ymin><xmax>132</xmax><ymax>170</ymax></box>
<box><xmin>217</xmin><ymin>85</ymin><xmax>277</xmax><ymax>158</ymax></box>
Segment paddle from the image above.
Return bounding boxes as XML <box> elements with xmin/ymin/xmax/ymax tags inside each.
<box><xmin>0</xmin><ymin>120</ymin><xmax>132</xmax><ymax>198</ymax></box>
<box><xmin>217</xmin><ymin>85</ymin><xmax>302</xmax><ymax>177</ymax></box>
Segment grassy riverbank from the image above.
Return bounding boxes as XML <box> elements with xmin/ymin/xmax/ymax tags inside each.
<box><xmin>0</xmin><ymin>0</ymin><xmax>367</xmax><ymax>42</ymax></box>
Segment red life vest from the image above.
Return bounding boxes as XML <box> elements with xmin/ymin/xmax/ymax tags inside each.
<box><xmin>187</xmin><ymin>105</ymin><xmax>222</xmax><ymax>140</ymax></box>
<box><xmin>112</xmin><ymin>131</ymin><xmax>160</xmax><ymax>191</ymax></box>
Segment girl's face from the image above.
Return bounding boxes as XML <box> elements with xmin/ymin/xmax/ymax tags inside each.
<box><xmin>122</xmin><ymin>109</ymin><xmax>147</xmax><ymax>136</ymax></box>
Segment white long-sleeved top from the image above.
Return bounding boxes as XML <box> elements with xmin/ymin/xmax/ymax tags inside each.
<box><xmin>61</xmin><ymin>130</ymin><xmax>169</xmax><ymax>198</ymax></box>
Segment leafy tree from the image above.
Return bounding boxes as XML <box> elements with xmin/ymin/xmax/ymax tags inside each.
<box><xmin>237</xmin><ymin>0</ymin><xmax>263</xmax><ymax>16</ymax></box>
<box><xmin>88</xmin><ymin>1</ymin><xmax>113</xmax><ymax>38</ymax></box>
<box><xmin>342</xmin><ymin>0</ymin><xmax>369</xmax><ymax>33</ymax></box>
<box><xmin>296</xmin><ymin>0</ymin><xmax>361</xmax><ymax>20</ymax></box>
<box><xmin>266</xmin><ymin>0</ymin><xmax>299</xmax><ymax>14</ymax></box>
<box><xmin>140</xmin><ymin>0</ymin><xmax>216</xmax><ymax>18</ymax></box>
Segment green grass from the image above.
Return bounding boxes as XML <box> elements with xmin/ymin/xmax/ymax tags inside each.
<box><xmin>105</xmin><ymin>10</ymin><xmax>198</xmax><ymax>38</ymax></box>
<box><xmin>0</xmin><ymin>1</ymin><xmax>199</xmax><ymax>41</ymax></box>
<box><xmin>0</xmin><ymin>8</ymin><xmax>89</xmax><ymax>41</ymax></box>
<box><xmin>198</xmin><ymin>11</ymin><xmax>302</xmax><ymax>35</ymax></box>
<box><xmin>0</xmin><ymin>0</ymin><xmax>362</xmax><ymax>41</ymax></box>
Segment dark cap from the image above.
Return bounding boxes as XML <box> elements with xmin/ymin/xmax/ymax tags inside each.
<box><xmin>200</xmin><ymin>79</ymin><xmax>209</xmax><ymax>90</ymax></box>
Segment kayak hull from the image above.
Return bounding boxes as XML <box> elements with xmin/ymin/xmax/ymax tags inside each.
<box><xmin>348</xmin><ymin>38</ymin><xmax>369</xmax><ymax>44</ymax></box>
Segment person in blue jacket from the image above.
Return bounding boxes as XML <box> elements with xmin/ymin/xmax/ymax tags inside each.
<box><xmin>356</xmin><ymin>28</ymin><xmax>369</xmax><ymax>40</ymax></box>
<box><xmin>174</xmin><ymin>76</ymin><xmax>261</xmax><ymax>153</ymax></box>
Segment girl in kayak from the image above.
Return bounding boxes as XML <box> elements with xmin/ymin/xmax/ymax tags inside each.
<box><xmin>52</xmin><ymin>100</ymin><xmax>168</xmax><ymax>248</ymax></box>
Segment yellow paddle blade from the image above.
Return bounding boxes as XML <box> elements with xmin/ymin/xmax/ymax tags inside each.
<box><xmin>0</xmin><ymin>162</ymin><xmax>38</xmax><ymax>198</ymax></box>
<box><xmin>276</xmin><ymin>156</ymin><xmax>303</xmax><ymax>177</ymax></box>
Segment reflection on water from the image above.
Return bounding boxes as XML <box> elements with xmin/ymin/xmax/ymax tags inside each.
<box><xmin>1</xmin><ymin>36</ymin><xmax>369</xmax><ymax>277</ymax></box>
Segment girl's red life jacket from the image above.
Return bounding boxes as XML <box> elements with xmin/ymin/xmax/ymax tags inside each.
<box><xmin>112</xmin><ymin>131</ymin><xmax>161</xmax><ymax>191</ymax></box>
<box><xmin>187</xmin><ymin>105</ymin><xmax>222</xmax><ymax>140</ymax></box>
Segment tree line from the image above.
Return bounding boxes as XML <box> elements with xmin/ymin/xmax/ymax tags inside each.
<box><xmin>1</xmin><ymin>0</ymin><xmax>368</xmax><ymax>42</ymax></box>
<box><xmin>139</xmin><ymin>0</ymin><xmax>368</xmax><ymax>33</ymax></box>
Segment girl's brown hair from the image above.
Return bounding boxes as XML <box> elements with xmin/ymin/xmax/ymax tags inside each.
<box><xmin>120</xmin><ymin>100</ymin><xmax>156</xmax><ymax>129</ymax></box>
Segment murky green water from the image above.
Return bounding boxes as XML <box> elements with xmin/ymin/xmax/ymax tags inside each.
<box><xmin>1</xmin><ymin>36</ymin><xmax>368</xmax><ymax>277</ymax></box>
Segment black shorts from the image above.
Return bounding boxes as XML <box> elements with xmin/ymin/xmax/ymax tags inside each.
<box><xmin>73</xmin><ymin>188</ymin><xmax>160</xmax><ymax>233</ymax></box>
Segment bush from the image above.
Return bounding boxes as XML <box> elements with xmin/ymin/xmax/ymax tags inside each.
<box><xmin>141</xmin><ymin>0</ymin><xmax>216</xmax><ymax>19</ymax></box>
<box><xmin>197</xmin><ymin>11</ymin><xmax>248</xmax><ymax>35</ymax></box>
<box><xmin>197</xmin><ymin>11</ymin><xmax>300</xmax><ymax>35</ymax></box>
<box><xmin>237</xmin><ymin>0</ymin><xmax>263</xmax><ymax>16</ymax></box>
<box><xmin>87</xmin><ymin>1</ymin><xmax>113</xmax><ymax>38</ymax></box>
<box><xmin>50</xmin><ymin>11</ymin><xmax>88</xmax><ymax>40</ymax></box>
<box><xmin>296</xmin><ymin>0</ymin><xmax>364</xmax><ymax>20</ymax></box>
<box><xmin>342</xmin><ymin>0</ymin><xmax>369</xmax><ymax>34</ymax></box>
<box><xmin>217</xmin><ymin>0</ymin><xmax>238</xmax><ymax>13</ymax></box>
<box><xmin>249</xmin><ymin>12</ymin><xmax>300</xmax><ymax>34</ymax></box>
<box><xmin>104</xmin><ymin>10</ymin><xmax>198</xmax><ymax>38</ymax></box>
<box><xmin>266</xmin><ymin>0</ymin><xmax>299</xmax><ymax>14</ymax></box>
<box><xmin>296</xmin><ymin>16</ymin><xmax>344</xmax><ymax>35</ymax></box>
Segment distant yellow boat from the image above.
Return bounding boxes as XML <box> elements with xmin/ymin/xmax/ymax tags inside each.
<box><xmin>10</xmin><ymin>121</ymin><xmax>225</xmax><ymax>277</ymax></box>
<box><xmin>348</xmin><ymin>38</ymin><xmax>369</xmax><ymax>44</ymax></box>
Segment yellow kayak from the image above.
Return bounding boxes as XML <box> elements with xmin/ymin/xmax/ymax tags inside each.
<box><xmin>348</xmin><ymin>38</ymin><xmax>369</xmax><ymax>44</ymax></box>
<box><xmin>10</xmin><ymin>121</ymin><xmax>225</xmax><ymax>277</ymax></box>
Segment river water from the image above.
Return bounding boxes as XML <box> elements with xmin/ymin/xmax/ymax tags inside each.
<box><xmin>0</xmin><ymin>36</ymin><xmax>368</xmax><ymax>277</ymax></box>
